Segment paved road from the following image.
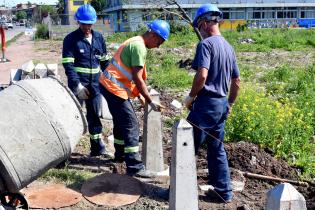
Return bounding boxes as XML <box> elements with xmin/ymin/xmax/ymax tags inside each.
<box><xmin>4</xmin><ymin>26</ymin><xmax>29</xmax><ymax>41</ymax></box>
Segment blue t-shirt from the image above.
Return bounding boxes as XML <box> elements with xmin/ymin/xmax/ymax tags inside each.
<box><xmin>192</xmin><ymin>35</ymin><xmax>240</xmax><ymax>97</ymax></box>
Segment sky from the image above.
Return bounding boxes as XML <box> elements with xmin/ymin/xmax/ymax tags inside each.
<box><xmin>5</xmin><ymin>0</ymin><xmax>59</xmax><ymax>7</ymax></box>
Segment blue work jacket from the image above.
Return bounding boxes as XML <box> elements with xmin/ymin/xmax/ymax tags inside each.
<box><xmin>62</xmin><ymin>28</ymin><xmax>107</xmax><ymax>97</ymax></box>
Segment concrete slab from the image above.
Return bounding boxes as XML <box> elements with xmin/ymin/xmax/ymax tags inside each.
<box><xmin>10</xmin><ymin>69</ymin><xmax>22</xmax><ymax>84</ymax></box>
<box><xmin>21</xmin><ymin>60</ymin><xmax>35</xmax><ymax>73</ymax></box>
<box><xmin>171</xmin><ymin>99</ymin><xmax>182</xmax><ymax>109</ymax></box>
<box><xmin>21</xmin><ymin>72</ymin><xmax>33</xmax><ymax>80</ymax></box>
<box><xmin>0</xmin><ymin>35</ymin><xmax>35</xmax><ymax>85</ymax></box>
<box><xmin>142</xmin><ymin>89</ymin><xmax>165</xmax><ymax>174</ymax></box>
<box><xmin>169</xmin><ymin>119</ymin><xmax>198</xmax><ymax>210</ymax></box>
<box><xmin>47</xmin><ymin>63</ymin><xmax>58</xmax><ymax>76</ymax></box>
<box><xmin>34</xmin><ymin>63</ymin><xmax>48</xmax><ymax>78</ymax></box>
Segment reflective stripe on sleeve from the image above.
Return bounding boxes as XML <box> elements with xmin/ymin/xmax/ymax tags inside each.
<box><xmin>114</xmin><ymin>138</ymin><xmax>124</xmax><ymax>145</ymax></box>
<box><xmin>62</xmin><ymin>57</ymin><xmax>75</xmax><ymax>63</ymax></box>
<box><xmin>90</xmin><ymin>133</ymin><xmax>102</xmax><ymax>140</ymax></box>
<box><xmin>124</xmin><ymin>146</ymin><xmax>139</xmax><ymax>153</ymax></box>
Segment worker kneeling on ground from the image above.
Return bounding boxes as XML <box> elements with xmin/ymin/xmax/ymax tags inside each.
<box><xmin>62</xmin><ymin>4</ymin><xmax>110</xmax><ymax>157</ymax></box>
<box><xmin>99</xmin><ymin>19</ymin><xmax>170</xmax><ymax>177</ymax></box>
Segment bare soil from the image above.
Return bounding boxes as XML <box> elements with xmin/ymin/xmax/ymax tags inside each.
<box><xmin>1</xmin><ymin>36</ymin><xmax>313</xmax><ymax>210</ymax></box>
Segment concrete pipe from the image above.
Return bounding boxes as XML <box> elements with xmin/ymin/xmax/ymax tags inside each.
<box><xmin>0</xmin><ymin>77</ymin><xmax>87</xmax><ymax>192</ymax></box>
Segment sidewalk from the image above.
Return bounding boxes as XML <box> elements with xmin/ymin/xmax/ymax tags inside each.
<box><xmin>0</xmin><ymin>35</ymin><xmax>35</xmax><ymax>85</ymax></box>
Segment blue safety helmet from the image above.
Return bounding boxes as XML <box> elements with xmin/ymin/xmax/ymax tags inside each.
<box><xmin>75</xmin><ymin>4</ymin><xmax>97</xmax><ymax>24</ymax></box>
<box><xmin>193</xmin><ymin>4</ymin><xmax>223</xmax><ymax>27</ymax></box>
<box><xmin>147</xmin><ymin>20</ymin><xmax>170</xmax><ymax>41</ymax></box>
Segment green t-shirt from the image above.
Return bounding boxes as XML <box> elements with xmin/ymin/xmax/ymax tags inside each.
<box><xmin>120</xmin><ymin>41</ymin><xmax>147</xmax><ymax>68</ymax></box>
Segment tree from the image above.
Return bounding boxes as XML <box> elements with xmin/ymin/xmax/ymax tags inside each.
<box><xmin>57</xmin><ymin>0</ymin><xmax>65</xmax><ymax>15</ymax></box>
<box><xmin>91</xmin><ymin>0</ymin><xmax>106</xmax><ymax>14</ymax></box>
<box><xmin>16</xmin><ymin>11</ymin><xmax>27</xmax><ymax>20</ymax></box>
<box><xmin>40</xmin><ymin>5</ymin><xmax>57</xmax><ymax>16</ymax></box>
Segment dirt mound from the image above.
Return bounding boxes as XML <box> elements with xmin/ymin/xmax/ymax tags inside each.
<box><xmin>225</xmin><ymin>141</ymin><xmax>299</xmax><ymax>180</ymax></box>
<box><xmin>195</xmin><ymin>141</ymin><xmax>314</xmax><ymax>209</ymax></box>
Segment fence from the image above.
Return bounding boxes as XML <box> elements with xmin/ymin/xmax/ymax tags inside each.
<box><xmin>219</xmin><ymin>18</ymin><xmax>308</xmax><ymax>30</ymax></box>
<box><xmin>45</xmin><ymin>14</ymin><xmax>114</xmax><ymax>40</ymax></box>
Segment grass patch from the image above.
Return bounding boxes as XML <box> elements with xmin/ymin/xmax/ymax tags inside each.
<box><xmin>40</xmin><ymin>168</ymin><xmax>97</xmax><ymax>189</ymax></box>
<box><xmin>146</xmin><ymin>51</ymin><xmax>192</xmax><ymax>90</ymax></box>
<box><xmin>148</xmin><ymin>66</ymin><xmax>192</xmax><ymax>90</ymax></box>
<box><xmin>223</xmin><ymin>28</ymin><xmax>315</xmax><ymax>52</ymax></box>
<box><xmin>107</xmin><ymin>28</ymin><xmax>315</xmax><ymax>52</ymax></box>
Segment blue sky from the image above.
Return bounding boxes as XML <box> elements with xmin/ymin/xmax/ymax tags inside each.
<box><xmin>7</xmin><ymin>0</ymin><xmax>58</xmax><ymax>7</ymax></box>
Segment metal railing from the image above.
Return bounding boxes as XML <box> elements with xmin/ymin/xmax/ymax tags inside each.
<box><xmin>47</xmin><ymin>14</ymin><xmax>114</xmax><ymax>40</ymax></box>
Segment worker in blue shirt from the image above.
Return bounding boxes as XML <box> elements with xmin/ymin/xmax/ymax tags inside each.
<box><xmin>184</xmin><ymin>4</ymin><xmax>241</xmax><ymax>203</ymax></box>
<box><xmin>62</xmin><ymin>4</ymin><xmax>109</xmax><ymax>156</ymax></box>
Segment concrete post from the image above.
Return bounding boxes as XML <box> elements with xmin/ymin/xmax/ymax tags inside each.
<box><xmin>142</xmin><ymin>89</ymin><xmax>165</xmax><ymax>173</ymax></box>
<box><xmin>169</xmin><ymin>119</ymin><xmax>198</xmax><ymax>210</ymax></box>
<box><xmin>266</xmin><ymin>183</ymin><xmax>307</xmax><ymax>210</ymax></box>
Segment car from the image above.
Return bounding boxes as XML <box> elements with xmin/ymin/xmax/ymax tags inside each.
<box><xmin>15</xmin><ymin>22</ymin><xmax>20</xmax><ymax>26</ymax></box>
<box><xmin>0</xmin><ymin>21</ymin><xmax>8</xmax><ymax>30</ymax></box>
<box><xmin>19</xmin><ymin>22</ymin><xmax>25</xmax><ymax>26</ymax></box>
<box><xmin>6</xmin><ymin>22</ymin><xmax>13</xmax><ymax>29</ymax></box>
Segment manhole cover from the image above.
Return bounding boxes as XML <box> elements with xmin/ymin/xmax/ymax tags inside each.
<box><xmin>81</xmin><ymin>173</ymin><xmax>143</xmax><ymax>207</ymax></box>
<box><xmin>21</xmin><ymin>183</ymin><xmax>82</xmax><ymax>209</ymax></box>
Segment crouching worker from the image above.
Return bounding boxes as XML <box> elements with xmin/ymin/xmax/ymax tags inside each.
<box><xmin>99</xmin><ymin>20</ymin><xmax>170</xmax><ymax>177</ymax></box>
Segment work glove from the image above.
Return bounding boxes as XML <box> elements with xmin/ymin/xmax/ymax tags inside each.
<box><xmin>149</xmin><ymin>101</ymin><xmax>164</xmax><ymax>112</ymax></box>
<box><xmin>184</xmin><ymin>95</ymin><xmax>195</xmax><ymax>109</ymax></box>
<box><xmin>76</xmin><ymin>83</ymin><xmax>90</xmax><ymax>100</ymax></box>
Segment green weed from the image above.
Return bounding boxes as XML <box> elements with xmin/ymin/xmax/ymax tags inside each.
<box><xmin>226</xmin><ymin>83</ymin><xmax>315</xmax><ymax>178</ymax></box>
<box><xmin>40</xmin><ymin>168</ymin><xmax>97</xmax><ymax>189</ymax></box>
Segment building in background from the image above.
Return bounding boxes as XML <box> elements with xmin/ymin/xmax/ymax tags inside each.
<box><xmin>103</xmin><ymin>0</ymin><xmax>315</xmax><ymax>31</ymax></box>
<box><xmin>64</xmin><ymin>0</ymin><xmax>91</xmax><ymax>25</ymax></box>
<box><xmin>50</xmin><ymin>0</ymin><xmax>112</xmax><ymax>39</ymax></box>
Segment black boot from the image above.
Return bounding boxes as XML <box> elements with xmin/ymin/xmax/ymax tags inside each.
<box><xmin>90</xmin><ymin>139</ymin><xmax>106</xmax><ymax>156</ymax></box>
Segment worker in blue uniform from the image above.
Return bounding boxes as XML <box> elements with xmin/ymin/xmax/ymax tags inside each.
<box><xmin>184</xmin><ymin>4</ymin><xmax>241</xmax><ymax>203</ymax></box>
<box><xmin>62</xmin><ymin>4</ymin><xmax>109</xmax><ymax>156</ymax></box>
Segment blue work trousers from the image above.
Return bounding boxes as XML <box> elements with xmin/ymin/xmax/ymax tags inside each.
<box><xmin>83</xmin><ymin>95</ymin><xmax>102</xmax><ymax>136</ymax></box>
<box><xmin>78</xmin><ymin>94</ymin><xmax>104</xmax><ymax>155</ymax></box>
<box><xmin>100</xmin><ymin>85</ymin><xmax>144</xmax><ymax>173</ymax></box>
<box><xmin>187</xmin><ymin>95</ymin><xmax>232</xmax><ymax>201</ymax></box>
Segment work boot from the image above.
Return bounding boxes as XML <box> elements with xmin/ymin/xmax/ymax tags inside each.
<box><xmin>90</xmin><ymin>139</ymin><xmax>106</xmax><ymax>157</ymax></box>
<box><xmin>127</xmin><ymin>167</ymin><xmax>156</xmax><ymax>178</ymax></box>
<box><xmin>205</xmin><ymin>189</ymin><xmax>232</xmax><ymax>203</ymax></box>
<box><xmin>111</xmin><ymin>156</ymin><xmax>125</xmax><ymax>163</ymax></box>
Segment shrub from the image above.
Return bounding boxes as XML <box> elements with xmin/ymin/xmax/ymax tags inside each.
<box><xmin>226</xmin><ymin>83</ymin><xmax>315</xmax><ymax>177</ymax></box>
<box><xmin>169</xmin><ymin>21</ymin><xmax>193</xmax><ymax>35</ymax></box>
<box><xmin>35</xmin><ymin>24</ymin><xmax>49</xmax><ymax>39</ymax></box>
